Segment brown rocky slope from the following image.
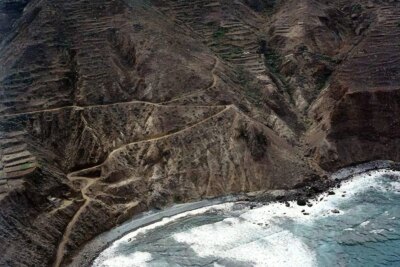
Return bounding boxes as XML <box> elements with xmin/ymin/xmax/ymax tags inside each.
<box><xmin>0</xmin><ymin>0</ymin><xmax>399</xmax><ymax>266</ymax></box>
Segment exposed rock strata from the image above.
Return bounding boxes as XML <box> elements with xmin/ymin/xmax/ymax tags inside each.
<box><xmin>0</xmin><ymin>0</ymin><xmax>399</xmax><ymax>266</ymax></box>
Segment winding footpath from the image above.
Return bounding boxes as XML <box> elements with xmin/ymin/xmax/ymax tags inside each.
<box><xmin>53</xmin><ymin>173</ymin><xmax>99</xmax><ymax>267</ymax></box>
<box><xmin>52</xmin><ymin>58</ymin><xmax>224</xmax><ymax>267</ymax></box>
<box><xmin>52</xmin><ymin>105</ymin><xmax>232</xmax><ymax>266</ymax></box>
<box><xmin>162</xmin><ymin>56</ymin><xmax>219</xmax><ymax>104</ymax></box>
<box><xmin>0</xmin><ymin>56</ymin><xmax>220</xmax><ymax>120</ymax></box>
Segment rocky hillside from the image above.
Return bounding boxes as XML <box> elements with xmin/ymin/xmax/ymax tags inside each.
<box><xmin>0</xmin><ymin>0</ymin><xmax>399</xmax><ymax>266</ymax></box>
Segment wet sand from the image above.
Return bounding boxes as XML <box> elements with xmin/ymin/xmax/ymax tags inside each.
<box><xmin>69</xmin><ymin>160</ymin><xmax>398</xmax><ymax>267</ymax></box>
<box><xmin>68</xmin><ymin>197</ymin><xmax>236</xmax><ymax>267</ymax></box>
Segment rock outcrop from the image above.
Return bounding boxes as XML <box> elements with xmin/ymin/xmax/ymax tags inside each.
<box><xmin>0</xmin><ymin>0</ymin><xmax>399</xmax><ymax>266</ymax></box>
<box><xmin>306</xmin><ymin>1</ymin><xmax>400</xmax><ymax>169</ymax></box>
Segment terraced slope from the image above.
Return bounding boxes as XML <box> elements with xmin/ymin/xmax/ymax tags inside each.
<box><xmin>0</xmin><ymin>0</ymin><xmax>316</xmax><ymax>266</ymax></box>
<box><xmin>336</xmin><ymin>4</ymin><xmax>400</xmax><ymax>92</ymax></box>
<box><xmin>0</xmin><ymin>131</ymin><xmax>36</xmax><ymax>199</ymax></box>
<box><xmin>1</xmin><ymin>0</ymin><xmax>400</xmax><ymax>266</ymax></box>
<box><xmin>306</xmin><ymin>0</ymin><xmax>400</xmax><ymax>169</ymax></box>
<box><xmin>0</xmin><ymin>0</ymin><xmax>225</xmax><ymax>115</ymax></box>
<box><xmin>153</xmin><ymin>0</ymin><xmax>269</xmax><ymax>79</ymax></box>
<box><xmin>50</xmin><ymin>104</ymin><xmax>312</xmax><ymax>266</ymax></box>
<box><xmin>265</xmin><ymin>0</ymin><xmax>357</xmax><ymax>110</ymax></box>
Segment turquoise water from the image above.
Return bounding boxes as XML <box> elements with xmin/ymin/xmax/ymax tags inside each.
<box><xmin>93</xmin><ymin>169</ymin><xmax>400</xmax><ymax>267</ymax></box>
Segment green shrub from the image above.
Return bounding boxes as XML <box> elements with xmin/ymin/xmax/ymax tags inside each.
<box><xmin>213</xmin><ymin>27</ymin><xmax>228</xmax><ymax>39</ymax></box>
<box><xmin>231</xmin><ymin>46</ymin><xmax>244</xmax><ymax>55</ymax></box>
<box><xmin>264</xmin><ymin>49</ymin><xmax>282</xmax><ymax>73</ymax></box>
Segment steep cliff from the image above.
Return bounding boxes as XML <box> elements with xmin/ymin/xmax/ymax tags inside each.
<box><xmin>0</xmin><ymin>0</ymin><xmax>399</xmax><ymax>266</ymax></box>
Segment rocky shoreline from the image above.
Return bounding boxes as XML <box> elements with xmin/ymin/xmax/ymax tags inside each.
<box><xmin>69</xmin><ymin>160</ymin><xmax>399</xmax><ymax>267</ymax></box>
<box><xmin>68</xmin><ymin>198</ymin><xmax>236</xmax><ymax>267</ymax></box>
<box><xmin>254</xmin><ymin>160</ymin><xmax>400</xmax><ymax>208</ymax></box>
<box><xmin>2</xmin><ymin>0</ymin><xmax>400</xmax><ymax>266</ymax></box>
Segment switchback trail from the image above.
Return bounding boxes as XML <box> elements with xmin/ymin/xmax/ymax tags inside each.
<box><xmin>52</xmin><ymin>105</ymin><xmax>232</xmax><ymax>267</ymax></box>
<box><xmin>53</xmin><ymin>175</ymin><xmax>98</xmax><ymax>267</ymax></box>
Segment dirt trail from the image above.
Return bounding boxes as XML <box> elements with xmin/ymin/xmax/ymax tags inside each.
<box><xmin>0</xmin><ymin>100</ymin><xmax>162</xmax><ymax>119</ymax></box>
<box><xmin>162</xmin><ymin>56</ymin><xmax>220</xmax><ymax>104</ymax></box>
<box><xmin>53</xmin><ymin>175</ymin><xmax>97</xmax><ymax>267</ymax></box>
<box><xmin>0</xmin><ymin>100</ymin><xmax>226</xmax><ymax>120</ymax></box>
<box><xmin>52</xmin><ymin>104</ymin><xmax>232</xmax><ymax>266</ymax></box>
<box><xmin>71</xmin><ymin>105</ymin><xmax>232</xmax><ymax>178</ymax></box>
<box><xmin>105</xmin><ymin>105</ymin><xmax>231</xmax><ymax>160</ymax></box>
<box><xmin>1</xmin><ymin>57</ymin><xmax>220</xmax><ymax>119</ymax></box>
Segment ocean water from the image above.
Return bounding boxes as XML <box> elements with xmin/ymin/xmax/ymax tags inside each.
<box><xmin>93</xmin><ymin>169</ymin><xmax>400</xmax><ymax>267</ymax></box>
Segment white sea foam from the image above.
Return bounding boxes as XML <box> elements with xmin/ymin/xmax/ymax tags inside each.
<box><xmin>93</xmin><ymin>168</ymin><xmax>400</xmax><ymax>266</ymax></box>
<box><xmin>96</xmin><ymin>251</ymin><xmax>152</xmax><ymax>267</ymax></box>
<box><xmin>389</xmin><ymin>179</ymin><xmax>400</xmax><ymax>193</ymax></box>
<box><xmin>171</xmin><ymin>169</ymin><xmax>400</xmax><ymax>266</ymax></box>
<box><xmin>243</xmin><ymin>170</ymin><xmax>399</xmax><ymax>224</ymax></box>
<box><xmin>360</xmin><ymin>221</ymin><xmax>370</xmax><ymax>227</ymax></box>
<box><xmin>114</xmin><ymin>203</ymin><xmax>233</xmax><ymax>244</ymax></box>
<box><xmin>173</xmin><ymin>218</ymin><xmax>317</xmax><ymax>267</ymax></box>
<box><xmin>93</xmin><ymin>203</ymin><xmax>233</xmax><ymax>267</ymax></box>
<box><xmin>370</xmin><ymin>229</ymin><xmax>385</xmax><ymax>234</ymax></box>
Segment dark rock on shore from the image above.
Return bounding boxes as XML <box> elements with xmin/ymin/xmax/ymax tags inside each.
<box><xmin>332</xmin><ymin>209</ymin><xmax>340</xmax><ymax>214</ymax></box>
<box><xmin>297</xmin><ymin>199</ymin><xmax>307</xmax><ymax>206</ymax></box>
<box><xmin>2</xmin><ymin>0</ymin><xmax>400</xmax><ymax>264</ymax></box>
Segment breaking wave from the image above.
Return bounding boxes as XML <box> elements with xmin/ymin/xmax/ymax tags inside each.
<box><xmin>93</xmin><ymin>168</ymin><xmax>400</xmax><ymax>267</ymax></box>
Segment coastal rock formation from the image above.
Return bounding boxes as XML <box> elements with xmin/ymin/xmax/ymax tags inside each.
<box><xmin>0</xmin><ymin>0</ymin><xmax>399</xmax><ymax>266</ymax></box>
<box><xmin>306</xmin><ymin>1</ymin><xmax>400</xmax><ymax>169</ymax></box>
